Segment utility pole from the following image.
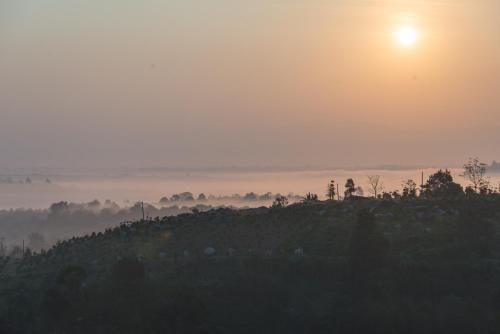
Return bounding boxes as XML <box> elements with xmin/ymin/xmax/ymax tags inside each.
<box><xmin>420</xmin><ymin>171</ymin><xmax>425</xmax><ymax>196</ymax></box>
<box><xmin>337</xmin><ymin>184</ymin><xmax>340</xmax><ymax>201</ymax></box>
<box><xmin>141</xmin><ymin>201</ymin><xmax>145</xmax><ymax>221</ymax></box>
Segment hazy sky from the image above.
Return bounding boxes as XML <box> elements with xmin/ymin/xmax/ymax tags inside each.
<box><xmin>1</xmin><ymin>0</ymin><xmax>499</xmax><ymax>169</ymax></box>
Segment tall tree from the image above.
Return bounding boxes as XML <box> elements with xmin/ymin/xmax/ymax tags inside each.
<box><xmin>327</xmin><ymin>180</ymin><xmax>336</xmax><ymax>200</ymax></box>
<box><xmin>422</xmin><ymin>169</ymin><xmax>463</xmax><ymax>198</ymax></box>
<box><xmin>367</xmin><ymin>175</ymin><xmax>384</xmax><ymax>198</ymax></box>
<box><xmin>344</xmin><ymin>178</ymin><xmax>356</xmax><ymax>199</ymax></box>
<box><xmin>461</xmin><ymin>157</ymin><xmax>490</xmax><ymax>194</ymax></box>
<box><xmin>402</xmin><ymin>179</ymin><xmax>418</xmax><ymax>199</ymax></box>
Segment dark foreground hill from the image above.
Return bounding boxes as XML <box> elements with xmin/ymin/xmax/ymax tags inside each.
<box><xmin>2</xmin><ymin>197</ymin><xmax>500</xmax><ymax>334</ymax></box>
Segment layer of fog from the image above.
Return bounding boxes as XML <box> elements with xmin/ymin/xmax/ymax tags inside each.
<box><xmin>4</xmin><ymin>167</ymin><xmax>498</xmax><ymax>210</ymax></box>
<box><xmin>1</xmin><ymin>168</ymin><xmax>499</xmax><ymax>255</ymax></box>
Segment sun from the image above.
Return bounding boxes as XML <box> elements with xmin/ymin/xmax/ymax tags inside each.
<box><xmin>395</xmin><ymin>26</ymin><xmax>418</xmax><ymax>47</ymax></box>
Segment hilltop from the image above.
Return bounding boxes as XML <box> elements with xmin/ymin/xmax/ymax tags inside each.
<box><xmin>2</xmin><ymin>194</ymin><xmax>500</xmax><ymax>333</ymax></box>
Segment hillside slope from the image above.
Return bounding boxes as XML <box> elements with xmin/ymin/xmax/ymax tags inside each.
<box><xmin>2</xmin><ymin>197</ymin><xmax>500</xmax><ymax>333</ymax></box>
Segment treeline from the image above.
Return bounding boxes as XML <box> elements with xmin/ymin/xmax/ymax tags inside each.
<box><xmin>0</xmin><ymin>192</ymin><xmax>302</xmax><ymax>254</ymax></box>
<box><xmin>0</xmin><ymin>201</ymin><xmax>214</xmax><ymax>255</ymax></box>
<box><xmin>0</xmin><ymin>176</ymin><xmax>52</xmax><ymax>184</ymax></box>
<box><xmin>272</xmin><ymin>158</ymin><xmax>499</xmax><ymax>207</ymax></box>
<box><xmin>2</xmin><ymin>193</ymin><xmax>500</xmax><ymax>333</ymax></box>
<box><xmin>1</xmin><ymin>158</ymin><xmax>497</xmax><ymax>259</ymax></box>
<box><xmin>158</xmin><ymin>192</ymin><xmax>303</xmax><ymax>204</ymax></box>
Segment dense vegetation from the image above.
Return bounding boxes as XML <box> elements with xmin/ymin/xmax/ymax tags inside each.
<box><xmin>0</xmin><ymin>192</ymin><xmax>299</xmax><ymax>251</ymax></box>
<box><xmin>1</xmin><ymin>193</ymin><xmax>500</xmax><ymax>333</ymax></box>
<box><xmin>0</xmin><ymin>201</ymin><xmax>206</xmax><ymax>252</ymax></box>
<box><xmin>2</xmin><ymin>165</ymin><xmax>500</xmax><ymax>333</ymax></box>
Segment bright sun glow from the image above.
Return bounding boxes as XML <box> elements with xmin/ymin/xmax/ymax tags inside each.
<box><xmin>395</xmin><ymin>26</ymin><xmax>418</xmax><ymax>47</ymax></box>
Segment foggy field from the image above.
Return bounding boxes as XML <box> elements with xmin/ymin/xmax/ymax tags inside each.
<box><xmin>2</xmin><ymin>167</ymin><xmax>499</xmax><ymax>210</ymax></box>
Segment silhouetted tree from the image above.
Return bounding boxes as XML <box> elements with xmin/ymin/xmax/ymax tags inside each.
<box><xmin>327</xmin><ymin>180</ymin><xmax>336</xmax><ymax>200</ymax></box>
<box><xmin>272</xmin><ymin>195</ymin><xmax>288</xmax><ymax>208</ymax></box>
<box><xmin>303</xmin><ymin>193</ymin><xmax>319</xmax><ymax>202</ymax></box>
<box><xmin>171</xmin><ymin>192</ymin><xmax>195</xmax><ymax>201</ymax></box>
<box><xmin>462</xmin><ymin>157</ymin><xmax>490</xmax><ymax>194</ymax></box>
<box><xmin>344</xmin><ymin>179</ymin><xmax>356</xmax><ymax>199</ymax></box>
<box><xmin>49</xmin><ymin>201</ymin><xmax>70</xmax><ymax>216</ymax></box>
<box><xmin>259</xmin><ymin>192</ymin><xmax>274</xmax><ymax>200</ymax></box>
<box><xmin>402</xmin><ymin>179</ymin><xmax>418</xmax><ymax>199</ymax></box>
<box><xmin>367</xmin><ymin>175</ymin><xmax>384</xmax><ymax>198</ymax></box>
<box><xmin>243</xmin><ymin>192</ymin><xmax>258</xmax><ymax>201</ymax></box>
<box><xmin>421</xmin><ymin>169</ymin><xmax>463</xmax><ymax>198</ymax></box>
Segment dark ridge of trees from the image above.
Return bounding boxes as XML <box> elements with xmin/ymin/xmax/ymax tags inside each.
<box><xmin>2</xmin><ymin>192</ymin><xmax>301</xmax><ymax>252</ymax></box>
<box><xmin>2</xmin><ymin>158</ymin><xmax>500</xmax><ymax>333</ymax></box>
<box><xmin>2</xmin><ymin>158</ymin><xmax>499</xmax><ymax>256</ymax></box>
<box><xmin>2</xmin><ymin>192</ymin><xmax>500</xmax><ymax>333</ymax></box>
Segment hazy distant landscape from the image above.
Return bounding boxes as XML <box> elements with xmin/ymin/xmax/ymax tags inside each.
<box><xmin>3</xmin><ymin>169</ymin><xmax>500</xmax><ymax>333</ymax></box>
<box><xmin>2</xmin><ymin>0</ymin><xmax>500</xmax><ymax>332</ymax></box>
<box><xmin>0</xmin><ymin>164</ymin><xmax>499</xmax><ymax>252</ymax></box>
<box><xmin>2</xmin><ymin>166</ymin><xmax>500</xmax><ymax>210</ymax></box>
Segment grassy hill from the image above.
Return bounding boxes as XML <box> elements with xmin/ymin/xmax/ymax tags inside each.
<box><xmin>2</xmin><ymin>196</ymin><xmax>500</xmax><ymax>333</ymax></box>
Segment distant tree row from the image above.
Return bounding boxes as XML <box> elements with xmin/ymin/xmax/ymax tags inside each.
<box><xmin>0</xmin><ymin>176</ymin><xmax>52</xmax><ymax>184</ymax></box>
<box><xmin>272</xmin><ymin>158</ymin><xmax>499</xmax><ymax>208</ymax></box>
<box><xmin>160</xmin><ymin>192</ymin><xmax>303</xmax><ymax>204</ymax></box>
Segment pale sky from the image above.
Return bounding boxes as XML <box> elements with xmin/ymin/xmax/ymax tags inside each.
<box><xmin>1</xmin><ymin>0</ymin><xmax>499</xmax><ymax>169</ymax></box>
